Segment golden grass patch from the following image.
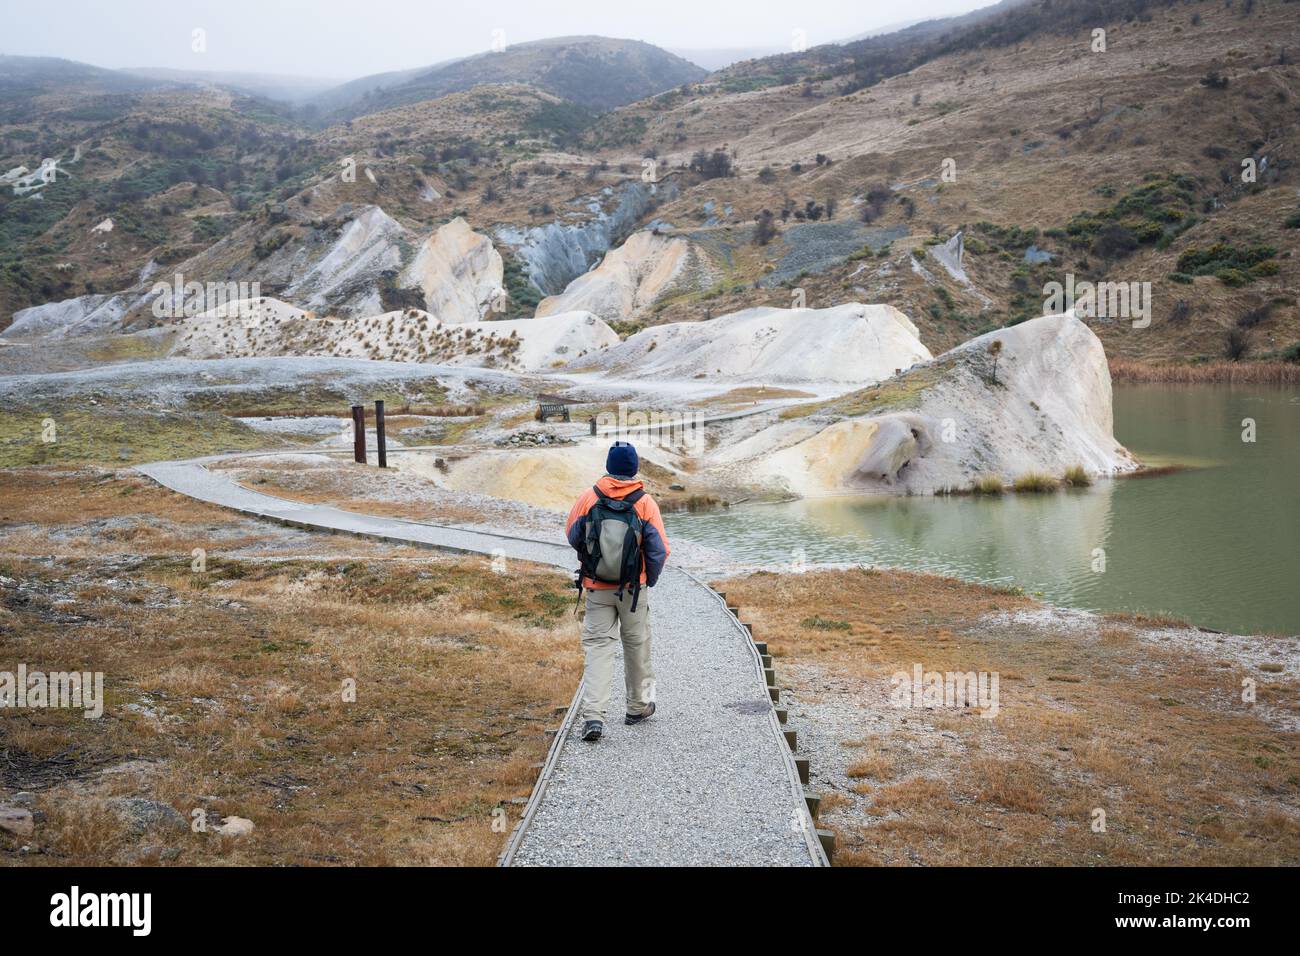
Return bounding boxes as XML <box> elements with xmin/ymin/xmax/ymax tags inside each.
<box><xmin>717</xmin><ymin>567</ymin><xmax>1300</xmax><ymax>866</ymax></box>
<box><xmin>0</xmin><ymin>468</ymin><xmax>582</xmax><ymax>866</ymax></box>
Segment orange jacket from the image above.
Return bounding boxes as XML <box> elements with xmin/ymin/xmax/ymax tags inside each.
<box><xmin>565</xmin><ymin>476</ymin><xmax>671</xmax><ymax>589</ymax></box>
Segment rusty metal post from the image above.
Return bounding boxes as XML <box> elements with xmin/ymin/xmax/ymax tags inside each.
<box><xmin>375</xmin><ymin>399</ymin><xmax>387</xmax><ymax>468</ymax></box>
<box><xmin>351</xmin><ymin>404</ymin><xmax>366</xmax><ymax>464</ymax></box>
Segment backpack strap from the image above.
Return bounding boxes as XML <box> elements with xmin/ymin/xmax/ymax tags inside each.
<box><xmin>571</xmin><ymin>566</ymin><xmax>585</xmax><ymax>616</ymax></box>
<box><xmin>593</xmin><ymin>484</ymin><xmax>645</xmax><ymax>506</ymax></box>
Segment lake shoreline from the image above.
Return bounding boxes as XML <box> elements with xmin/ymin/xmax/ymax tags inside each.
<box><xmin>671</xmin><ymin>383</ymin><xmax>1299</xmax><ymax>638</ymax></box>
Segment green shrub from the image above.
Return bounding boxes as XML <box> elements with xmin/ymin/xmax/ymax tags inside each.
<box><xmin>800</xmin><ymin>616</ymin><xmax>852</xmax><ymax>631</ymax></box>
<box><xmin>252</xmin><ymin>231</ymin><xmax>289</xmax><ymax>260</ymax></box>
<box><xmin>971</xmin><ymin>475</ymin><xmax>1004</xmax><ymax>495</ymax></box>
<box><xmin>1063</xmin><ymin>173</ymin><xmax>1198</xmax><ymax>256</ymax></box>
<box><xmin>973</xmin><ymin>221</ymin><xmax>1039</xmax><ymax>250</ymax></box>
<box><xmin>1176</xmin><ymin>242</ymin><xmax>1277</xmax><ymax>286</ymax></box>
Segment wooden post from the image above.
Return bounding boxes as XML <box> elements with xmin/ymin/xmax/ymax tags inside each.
<box><xmin>351</xmin><ymin>405</ymin><xmax>366</xmax><ymax>464</ymax></box>
<box><xmin>817</xmin><ymin>828</ymin><xmax>835</xmax><ymax>862</ymax></box>
<box><xmin>375</xmin><ymin>399</ymin><xmax>387</xmax><ymax>468</ymax></box>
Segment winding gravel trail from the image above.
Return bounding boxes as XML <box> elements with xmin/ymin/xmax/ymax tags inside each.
<box><xmin>137</xmin><ymin>457</ymin><xmax>825</xmax><ymax>867</ymax></box>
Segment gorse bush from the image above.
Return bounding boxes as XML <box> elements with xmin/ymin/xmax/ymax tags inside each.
<box><xmin>1175</xmin><ymin>242</ymin><xmax>1277</xmax><ymax>286</ymax></box>
<box><xmin>1238</xmin><ymin>305</ymin><xmax>1272</xmax><ymax>329</ymax></box>
<box><xmin>1065</xmin><ymin>174</ymin><xmax>1198</xmax><ymax>256</ymax></box>
<box><xmin>1225</xmin><ymin>328</ymin><xmax>1250</xmax><ymax>361</ymax></box>
<box><xmin>689</xmin><ymin>148</ymin><xmax>733</xmax><ymax>179</ymax></box>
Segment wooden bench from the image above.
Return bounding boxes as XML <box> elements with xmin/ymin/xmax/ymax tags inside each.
<box><xmin>537</xmin><ymin>402</ymin><xmax>571</xmax><ymax>423</ymax></box>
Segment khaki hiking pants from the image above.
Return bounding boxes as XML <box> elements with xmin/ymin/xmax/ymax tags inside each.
<box><xmin>579</xmin><ymin>588</ymin><xmax>655</xmax><ymax>723</ymax></box>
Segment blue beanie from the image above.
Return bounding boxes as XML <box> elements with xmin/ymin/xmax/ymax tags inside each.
<box><xmin>606</xmin><ymin>441</ymin><xmax>639</xmax><ymax>479</ymax></box>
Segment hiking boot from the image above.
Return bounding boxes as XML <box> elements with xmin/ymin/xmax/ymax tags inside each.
<box><xmin>625</xmin><ymin>702</ymin><xmax>656</xmax><ymax>726</ymax></box>
<box><xmin>580</xmin><ymin>720</ymin><xmax>603</xmax><ymax>742</ymax></box>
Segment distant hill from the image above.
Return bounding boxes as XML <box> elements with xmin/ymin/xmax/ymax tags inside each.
<box><xmin>715</xmin><ymin>0</ymin><xmax>1034</xmax><ymax>86</ymax></box>
<box><xmin>670</xmin><ymin>16</ymin><xmax>941</xmax><ymax>73</ymax></box>
<box><xmin>836</xmin><ymin>17</ymin><xmax>927</xmax><ymax>43</ymax></box>
<box><xmin>121</xmin><ymin>68</ymin><xmax>344</xmax><ymax>104</ymax></box>
<box><xmin>668</xmin><ymin>46</ymin><xmax>786</xmax><ymax>71</ymax></box>
<box><xmin>0</xmin><ymin>55</ymin><xmax>173</xmax><ymax>127</ymax></box>
<box><xmin>0</xmin><ymin>55</ymin><xmax>163</xmax><ymax>96</ymax></box>
<box><xmin>312</xmin><ymin>36</ymin><xmax>708</xmax><ymax>118</ymax></box>
<box><xmin>305</xmin><ymin>62</ymin><xmax>462</xmax><ymax>115</ymax></box>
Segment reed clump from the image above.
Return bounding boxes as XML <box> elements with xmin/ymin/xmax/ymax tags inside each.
<box><xmin>1109</xmin><ymin>358</ymin><xmax>1300</xmax><ymax>384</ymax></box>
<box><xmin>1013</xmin><ymin>471</ymin><xmax>1059</xmax><ymax>493</ymax></box>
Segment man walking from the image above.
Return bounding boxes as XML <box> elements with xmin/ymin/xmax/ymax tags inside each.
<box><xmin>565</xmin><ymin>441</ymin><xmax>670</xmax><ymax>742</ymax></box>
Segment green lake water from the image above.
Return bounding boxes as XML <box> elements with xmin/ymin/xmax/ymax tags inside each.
<box><xmin>666</xmin><ymin>385</ymin><xmax>1299</xmax><ymax>636</ymax></box>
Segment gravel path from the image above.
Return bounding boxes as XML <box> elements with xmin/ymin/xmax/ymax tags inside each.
<box><xmin>136</xmin><ymin>457</ymin><xmax>824</xmax><ymax>867</ymax></box>
<box><xmin>510</xmin><ymin>572</ymin><xmax>815</xmax><ymax>866</ymax></box>
<box><xmin>138</xmin><ymin>459</ymin><xmax>571</xmax><ymax>567</ymax></box>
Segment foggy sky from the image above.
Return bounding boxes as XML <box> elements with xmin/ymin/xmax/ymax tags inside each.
<box><xmin>0</xmin><ymin>0</ymin><xmax>990</xmax><ymax>80</ymax></box>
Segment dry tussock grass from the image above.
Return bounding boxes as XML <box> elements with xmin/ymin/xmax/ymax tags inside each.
<box><xmin>1</xmin><ymin>469</ymin><xmax>581</xmax><ymax>866</ymax></box>
<box><xmin>845</xmin><ymin>745</ymin><xmax>895</xmax><ymax>782</ymax></box>
<box><xmin>719</xmin><ymin>567</ymin><xmax>1299</xmax><ymax>866</ymax></box>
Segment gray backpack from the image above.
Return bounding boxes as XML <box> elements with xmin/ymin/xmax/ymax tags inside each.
<box><xmin>577</xmin><ymin>486</ymin><xmax>646</xmax><ymax>610</ymax></box>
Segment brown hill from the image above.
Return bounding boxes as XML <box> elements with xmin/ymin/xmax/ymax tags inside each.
<box><xmin>312</xmin><ymin>36</ymin><xmax>707</xmax><ymax>118</ymax></box>
<box><xmin>3</xmin><ymin>4</ymin><xmax>1297</xmax><ymax>368</ymax></box>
